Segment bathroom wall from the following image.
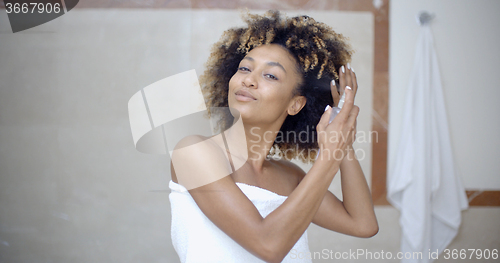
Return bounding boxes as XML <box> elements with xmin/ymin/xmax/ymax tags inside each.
<box><xmin>388</xmin><ymin>0</ymin><xmax>500</xmax><ymax>262</ymax></box>
<box><xmin>0</xmin><ymin>7</ymin><xmax>375</xmax><ymax>262</ymax></box>
<box><xmin>388</xmin><ymin>0</ymin><xmax>500</xmax><ymax>190</ymax></box>
<box><xmin>0</xmin><ymin>0</ymin><xmax>499</xmax><ymax>262</ymax></box>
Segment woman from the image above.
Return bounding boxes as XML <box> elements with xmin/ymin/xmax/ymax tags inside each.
<box><xmin>169</xmin><ymin>10</ymin><xmax>378</xmax><ymax>263</ymax></box>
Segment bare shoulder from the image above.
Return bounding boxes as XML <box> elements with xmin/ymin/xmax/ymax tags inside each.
<box><xmin>171</xmin><ymin>135</ymin><xmax>205</xmax><ymax>184</ymax></box>
<box><xmin>172</xmin><ymin>134</ymin><xmax>211</xmax><ymax>150</ymax></box>
<box><xmin>170</xmin><ymin>134</ymin><xmax>227</xmax><ymax>185</ymax></box>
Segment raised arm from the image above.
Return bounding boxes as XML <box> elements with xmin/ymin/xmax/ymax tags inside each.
<box><xmin>172</xmin><ymin>153</ymin><xmax>336</xmax><ymax>263</ymax></box>
<box><xmin>312</xmin><ymin>64</ymin><xmax>378</xmax><ymax>237</ymax></box>
<box><xmin>311</xmin><ymin>147</ymin><xmax>379</xmax><ymax>237</ymax></box>
<box><xmin>171</xmin><ymin>86</ymin><xmax>359</xmax><ymax>263</ymax></box>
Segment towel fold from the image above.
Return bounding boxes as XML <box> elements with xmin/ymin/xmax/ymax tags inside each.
<box><xmin>169</xmin><ymin>180</ymin><xmax>312</xmax><ymax>263</ymax></box>
<box><xmin>387</xmin><ymin>25</ymin><xmax>469</xmax><ymax>263</ymax></box>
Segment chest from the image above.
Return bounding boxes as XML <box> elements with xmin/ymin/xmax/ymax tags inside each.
<box><xmin>229</xmin><ymin>161</ymin><xmax>299</xmax><ymax>197</ymax></box>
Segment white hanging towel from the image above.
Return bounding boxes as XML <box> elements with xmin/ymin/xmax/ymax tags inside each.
<box><xmin>387</xmin><ymin>22</ymin><xmax>469</xmax><ymax>262</ymax></box>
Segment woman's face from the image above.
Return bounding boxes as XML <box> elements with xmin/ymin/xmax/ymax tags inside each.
<box><xmin>228</xmin><ymin>44</ymin><xmax>305</xmax><ymax>126</ymax></box>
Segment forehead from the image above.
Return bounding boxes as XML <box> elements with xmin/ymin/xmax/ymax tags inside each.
<box><xmin>245</xmin><ymin>44</ymin><xmax>298</xmax><ymax>68</ymax></box>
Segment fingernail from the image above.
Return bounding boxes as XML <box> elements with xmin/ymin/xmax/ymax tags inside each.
<box><xmin>325</xmin><ymin>105</ymin><xmax>331</xmax><ymax>111</ymax></box>
<box><xmin>346</xmin><ymin>86</ymin><xmax>352</xmax><ymax>90</ymax></box>
<box><xmin>351</xmin><ymin>67</ymin><xmax>355</xmax><ymax>73</ymax></box>
<box><xmin>331</xmin><ymin>80</ymin><xmax>335</xmax><ymax>86</ymax></box>
<box><xmin>341</xmin><ymin>66</ymin><xmax>345</xmax><ymax>73</ymax></box>
<box><xmin>347</xmin><ymin>63</ymin><xmax>350</xmax><ymax>69</ymax></box>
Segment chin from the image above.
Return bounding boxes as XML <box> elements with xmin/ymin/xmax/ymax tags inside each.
<box><xmin>228</xmin><ymin>101</ymin><xmax>243</xmax><ymax>117</ymax></box>
<box><xmin>227</xmin><ymin>100</ymin><xmax>248</xmax><ymax>120</ymax></box>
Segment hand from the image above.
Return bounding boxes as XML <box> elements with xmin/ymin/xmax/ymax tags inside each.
<box><xmin>316</xmin><ymin>64</ymin><xmax>359</xmax><ymax>162</ymax></box>
<box><xmin>332</xmin><ymin>64</ymin><xmax>358</xmax><ymax>108</ymax></box>
<box><xmin>334</xmin><ymin>64</ymin><xmax>359</xmax><ymax>150</ymax></box>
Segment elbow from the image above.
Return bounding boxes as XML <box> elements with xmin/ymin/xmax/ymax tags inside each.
<box><xmin>256</xmin><ymin>239</ymin><xmax>289</xmax><ymax>263</ymax></box>
<box><xmin>263</xmin><ymin>255</ymin><xmax>285</xmax><ymax>263</ymax></box>
<box><xmin>263</xmin><ymin>253</ymin><xmax>287</xmax><ymax>263</ymax></box>
<box><xmin>362</xmin><ymin>225</ymin><xmax>379</xmax><ymax>238</ymax></box>
<box><xmin>356</xmin><ymin>221</ymin><xmax>379</xmax><ymax>238</ymax></box>
<box><xmin>258</xmin><ymin>246</ymin><xmax>287</xmax><ymax>263</ymax></box>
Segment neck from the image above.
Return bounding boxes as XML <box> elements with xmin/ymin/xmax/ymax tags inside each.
<box><xmin>224</xmin><ymin>118</ymin><xmax>285</xmax><ymax>174</ymax></box>
<box><xmin>245</xmin><ymin>123</ymin><xmax>281</xmax><ymax>170</ymax></box>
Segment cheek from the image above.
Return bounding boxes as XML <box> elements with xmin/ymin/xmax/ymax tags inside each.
<box><xmin>263</xmin><ymin>90</ymin><xmax>289</xmax><ymax>110</ymax></box>
<box><xmin>228</xmin><ymin>73</ymin><xmax>239</xmax><ymax>89</ymax></box>
<box><xmin>227</xmin><ymin>75</ymin><xmax>239</xmax><ymax>105</ymax></box>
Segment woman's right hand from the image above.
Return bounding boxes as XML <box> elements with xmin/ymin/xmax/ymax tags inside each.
<box><xmin>316</xmin><ymin>64</ymin><xmax>359</xmax><ymax>163</ymax></box>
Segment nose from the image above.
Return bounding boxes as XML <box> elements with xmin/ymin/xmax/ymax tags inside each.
<box><xmin>242</xmin><ymin>73</ymin><xmax>256</xmax><ymax>88</ymax></box>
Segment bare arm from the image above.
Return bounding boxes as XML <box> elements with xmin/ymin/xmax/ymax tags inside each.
<box><xmin>173</xmin><ymin>156</ymin><xmax>337</xmax><ymax>263</ymax></box>
<box><xmin>311</xmin><ymin>64</ymin><xmax>378</xmax><ymax>237</ymax></box>
<box><xmin>311</xmin><ymin>147</ymin><xmax>378</xmax><ymax>237</ymax></box>
<box><xmin>171</xmin><ymin>82</ymin><xmax>359</xmax><ymax>263</ymax></box>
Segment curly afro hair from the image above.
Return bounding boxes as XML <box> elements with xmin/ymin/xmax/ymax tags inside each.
<box><xmin>200</xmin><ymin>10</ymin><xmax>353</xmax><ymax>163</ymax></box>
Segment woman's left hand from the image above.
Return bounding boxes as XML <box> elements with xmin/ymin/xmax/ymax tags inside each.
<box><xmin>330</xmin><ymin>64</ymin><xmax>358</xmax><ymax>149</ymax></box>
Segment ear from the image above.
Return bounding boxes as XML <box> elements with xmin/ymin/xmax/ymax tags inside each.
<box><xmin>287</xmin><ymin>95</ymin><xmax>307</xmax><ymax>116</ymax></box>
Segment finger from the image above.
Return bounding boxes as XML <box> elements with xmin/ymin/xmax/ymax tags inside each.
<box><xmin>317</xmin><ymin>105</ymin><xmax>332</xmax><ymax>132</ymax></box>
<box><xmin>346</xmin><ymin>63</ymin><xmax>353</xmax><ymax>90</ymax></box>
<box><xmin>331</xmin><ymin>80</ymin><xmax>340</xmax><ymax>107</ymax></box>
<box><xmin>350</xmin><ymin>66</ymin><xmax>358</xmax><ymax>98</ymax></box>
<box><xmin>338</xmin><ymin>65</ymin><xmax>346</xmax><ymax>97</ymax></box>
<box><xmin>332</xmin><ymin>86</ymin><xmax>354</xmax><ymax>123</ymax></box>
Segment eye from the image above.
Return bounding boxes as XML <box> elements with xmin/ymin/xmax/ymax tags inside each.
<box><xmin>238</xmin><ymin>66</ymin><xmax>250</xmax><ymax>72</ymax></box>
<box><xmin>265</xmin><ymin>74</ymin><xmax>278</xmax><ymax>80</ymax></box>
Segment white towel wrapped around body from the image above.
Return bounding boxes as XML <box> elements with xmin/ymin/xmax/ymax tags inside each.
<box><xmin>169</xmin><ymin>180</ymin><xmax>312</xmax><ymax>263</ymax></box>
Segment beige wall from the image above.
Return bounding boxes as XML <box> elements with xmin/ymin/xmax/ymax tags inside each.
<box><xmin>387</xmin><ymin>0</ymin><xmax>500</xmax><ymax>262</ymax></box>
<box><xmin>0</xmin><ymin>9</ymin><xmax>373</xmax><ymax>262</ymax></box>
<box><xmin>0</xmin><ymin>3</ymin><xmax>498</xmax><ymax>263</ymax></box>
<box><xmin>388</xmin><ymin>0</ymin><xmax>500</xmax><ymax>190</ymax></box>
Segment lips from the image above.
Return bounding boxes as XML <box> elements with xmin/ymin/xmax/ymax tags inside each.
<box><xmin>235</xmin><ymin>89</ymin><xmax>256</xmax><ymax>100</ymax></box>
